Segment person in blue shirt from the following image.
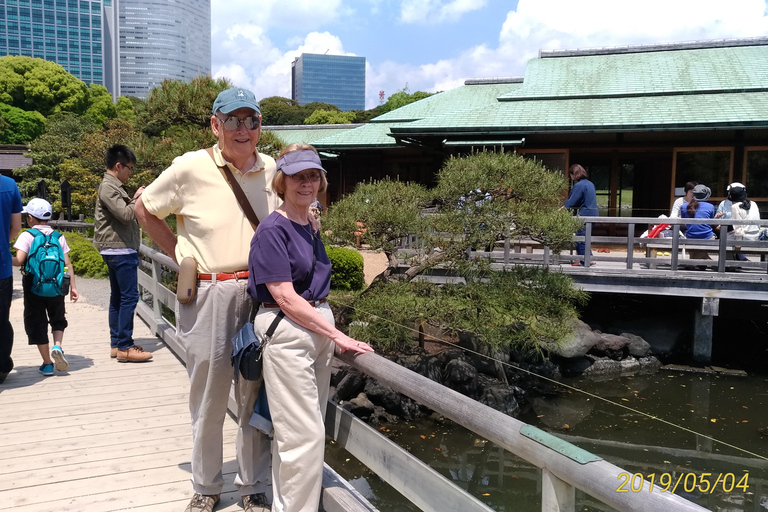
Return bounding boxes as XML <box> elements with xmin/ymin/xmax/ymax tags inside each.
<box><xmin>681</xmin><ymin>184</ymin><xmax>715</xmax><ymax>264</ymax></box>
<box><xmin>0</xmin><ymin>175</ymin><xmax>22</xmax><ymax>384</ymax></box>
<box><xmin>563</xmin><ymin>164</ymin><xmax>598</xmax><ymax>264</ymax></box>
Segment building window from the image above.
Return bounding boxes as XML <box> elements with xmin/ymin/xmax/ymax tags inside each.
<box><xmin>673</xmin><ymin>148</ymin><xmax>732</xmax><ymax>199</ymax></box>
<box><xmin>745</xmin><ymin>148</ymin><xmax>768</xmax><ymax>199</ymax></box>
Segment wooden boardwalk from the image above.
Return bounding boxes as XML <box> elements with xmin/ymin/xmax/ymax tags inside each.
<box><xmin>0</xmin><ymin>271</ymin><xmax>254</xmax><ymax>511</ymax></box>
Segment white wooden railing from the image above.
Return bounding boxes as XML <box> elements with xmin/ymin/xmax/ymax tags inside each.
<box><xmin>135</xmin><ymin>243</ymin><xmax>709</xmax><ymax>512</ymax></box>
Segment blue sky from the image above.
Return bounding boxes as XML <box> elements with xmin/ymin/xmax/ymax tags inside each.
<box><xmin>210</xmin><ymin>0</ymin><xmax>768</xmax><ymax>109</ymax></box>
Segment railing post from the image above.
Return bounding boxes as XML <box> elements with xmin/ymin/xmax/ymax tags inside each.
<box><xmin>151</xmin><ymin>258</ymin><xmax>163</xmax><ymax>329</ymax></box>
<box><xmin>717</xmin><ymin>229</ymin><xmax>727</xmax><ymax>273</ymax></box>
<box><xmin>541</xmin><ymin>468</ymin><xmax>575</xmax><ymax>512</ymax></box>
<box><xmin>583</xmin><ymin>221</ymin><xmax>592</xmax><ymax>266</ymax></box>
<box><xmin>626</xmin><ymin>223</ymin><xmax>635</xmax><ymax>269</ymax></box>
<box><xmin>671</xmin><ymin>225</ymin><xmax>681</xmax><ymax>271</ymax></box>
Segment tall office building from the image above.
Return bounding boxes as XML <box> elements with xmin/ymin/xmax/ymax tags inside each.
<box><xmin>119</xmin><ymin>0</ymin><xmax>210</xmax><ymax>99</ymax></box>
<box><xmin>0</xmin><ymin>0</ymin><xmax>114</xmax><ymax>91</ymax></box>
<box><xmin>292</xmin><ymin>53</ymin><xmax>365</xmax><ymax>111</ymax></box>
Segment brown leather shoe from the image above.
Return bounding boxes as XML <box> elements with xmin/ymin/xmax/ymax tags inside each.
<box><xmin>116</xmin><ymin>346</ymin><xmax>153</xmax><ymax>362</ymax></box>
<box><xmin>111</xmin><ymin>344</ymin><xmax>142</xmax><ymax>358</ymax></box>
<box><xmin>242</xmin><ymin>493</ymin><xmax>269</xmax><ymax>512</ymax></box>
<box><xmin>184</xmin><ymin>493</ymin><xmax>219</xmax><ymax>512</ymax></box>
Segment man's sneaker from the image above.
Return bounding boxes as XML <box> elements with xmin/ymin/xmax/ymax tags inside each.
<box><xmin>38</xmin><ymin>363</ymin><xmax>54</xmax><ymax>376</ymax></box>
<box><xmin>242</xmin><ymin>493</ymin><xmax>270</xmax><ymax>512</ymax></box>
<box><xmin>184</xmin><ymin>493</ymin><xmax>219</xmax><ymax>512</ymax></box>
<box><xmin>116</xmin><ymin>346</ymin><xmax>153</xmax><ymax>362</ymax></box>
<box><xmin>51</xmin><ymin>345</ymin><xmax>69</xmax><ymax>372</ymax></box>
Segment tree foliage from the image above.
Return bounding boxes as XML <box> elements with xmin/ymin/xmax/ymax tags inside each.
<box><xmin>84</xmin><ymin>84</ymin><xmax>117</xmax><ymax>127</ymax></box>
<box><xmin>0</xmin><ymin>103</ymin><xmax>45</xmax><ymax>143</ymax></box>
<box><xmin>259</xmin><ymin>96</ymin><xmax>344</xmax><ymax>125</ymax></box>
<box><xmin>378</xmin><ymin>86</ymin><xmax>434</xmax><ymax>114</ymax></box>
<box><xmin>323</xmin><ymin>151</ymin><xmax>586</xmax><ymax>352</ymax></box>
<box><xmin>0</xmin><ymin>56</ymin><xmax>89</xmax><ymax>116</ymax></box>
<box><xmin>304</xmin><ymin>108</ymin><xmax>357</xmax><ymax>125</ymax></box>
<box><xmin>141</xmin><ymin>75</ymin><xmax>232</xmax><ymax>135</ymax></box>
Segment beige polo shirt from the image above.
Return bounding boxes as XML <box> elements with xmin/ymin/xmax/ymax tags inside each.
<box><xmin>141</xmin><ymin>144</ymin><xmax>280</xmax><ymax>273</ymax></box>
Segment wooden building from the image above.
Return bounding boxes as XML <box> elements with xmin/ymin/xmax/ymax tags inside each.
<box><xmin>274</xmin><ymin>37</ymin><xmax>768</xmax><ymax>218</ymax></box>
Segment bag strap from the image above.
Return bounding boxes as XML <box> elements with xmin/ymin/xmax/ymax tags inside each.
<box><xmin>206</xmin><ymin>147</ymin><xmax>260</xmax><ymax>231</ymax></box>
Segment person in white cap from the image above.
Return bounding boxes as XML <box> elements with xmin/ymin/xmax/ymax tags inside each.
<box><xmin>12</xmin><ymin>198</ymin><xmax>78</xmax><ymax>376</ymax></box>
<box><xmin>136</xmin><ymin>87</ymin><xmax>280</xmax><ymax>512</ymax></box>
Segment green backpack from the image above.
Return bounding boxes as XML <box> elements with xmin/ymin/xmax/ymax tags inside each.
<box><xmin>24</xmin><ymin>228</ymin><xmax>65</xmax><ymax>297</ymax></box>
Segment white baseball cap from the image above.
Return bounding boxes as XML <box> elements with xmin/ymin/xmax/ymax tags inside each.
<box><xmin>22</xmin><ymin>198</ymin><xmax>52</xmax><ymax>220</ymax></box>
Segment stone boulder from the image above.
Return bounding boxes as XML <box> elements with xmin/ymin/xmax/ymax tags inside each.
<box><xmin>590</xmin><ymin>333</ymin><xmax>630</xmax><ymax>360</ymax></box>
<box><xmin>620</xmin><ymin>332</ymin><xmax>653</xmax><ymax>358</ymax></box>
<box><xmin>545</xmin><ymin>318</ymin><xmax>600</xmax><ymax>358</ymax></box>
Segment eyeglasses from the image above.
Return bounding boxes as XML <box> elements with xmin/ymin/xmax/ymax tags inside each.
<box><xmin>216</xmin><ymin>114</ymin><xmax>261</xmax><ymax>131</ymax></box>
<box><xmin>121</xmin><ymin>162</ymin><xmax>134</xmax><ymax>172</ymax></box>
<box><xmin>288</xmin><ymin>172</ymin><xmax>322</xmax><ymax>183</ymax></box>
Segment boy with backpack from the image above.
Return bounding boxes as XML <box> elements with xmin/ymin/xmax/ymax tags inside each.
<box><xmin>12</xmin><ymin>198</ymin><xmax>78</xmax><ymax>376</ymax></box>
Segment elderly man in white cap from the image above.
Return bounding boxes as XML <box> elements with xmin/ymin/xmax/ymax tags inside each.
<box><xmin>136</xmin><ymin>87</ymin><xmax>280</xmax><ymax>512</ymax></box>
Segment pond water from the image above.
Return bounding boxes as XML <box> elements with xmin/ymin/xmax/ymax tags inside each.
<box><xmin>326</xmin><ymin>367</ymin><xmax>768</xmax><ymax>511</ymax></box>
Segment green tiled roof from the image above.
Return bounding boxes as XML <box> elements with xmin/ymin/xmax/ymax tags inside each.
<box><xmin>312</xmin><ymin>122</ymin><xmax>402</xmax><ymax>149</ymax></box>
<box><xmin>266</xmin><ymin>125</ymin><xmax>359</xmax><ymax>146</ymax></box>
<box><xmin>372</xmin><ymin>79</ymin><xmax>523</xmax><ymax>122</ymax></box>
<box><xmin>501</xmin><ymin>44</ymin><xmax>768</xmax><ymax>100</ymax></box>
<box><xmin>312</xmin><ymin>79</ymin><xmax>525</xmax><ymax>149</ymax></box>
<box><xmin>391</xmin><ymin>90</ymin><xmax>768</xmax><ymax>134</ymax></box>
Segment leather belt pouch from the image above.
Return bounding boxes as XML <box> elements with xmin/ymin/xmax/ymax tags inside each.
<box><xmin>177</xmin><ymin>256</ymin><xmax>198</xmax><ymax>305</ymax></box>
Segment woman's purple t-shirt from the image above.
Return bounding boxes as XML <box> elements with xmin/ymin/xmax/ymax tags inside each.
<box><xmin>247</xmin><ymin>211</ymin><xmax>331</xmax><ymax>303</ymax></box>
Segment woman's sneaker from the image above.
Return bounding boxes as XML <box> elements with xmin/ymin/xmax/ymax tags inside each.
<box><xmin>51</xmin><ymin>345</ymin><xmax>69</xmax><ymax>372</ymax></box>
<box><xmin>38</xmin><ymin>363</ymin><xmax>54</xmax><ymax>376</ymax></box>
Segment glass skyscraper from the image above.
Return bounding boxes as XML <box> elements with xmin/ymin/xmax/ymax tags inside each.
<box><xmin>118</xmin><ymin>0</ymin><xmax>210</xmax><ymax>99</ymax></box>
<box><xmin>0</xmin><ymin>0</ymin><xmax>110</xmax><ymax>88</ymax></box>
<box><xmin>292</xmin><ymin>53</ymin><xmax>366</xmax><ymax>111</ymax></box>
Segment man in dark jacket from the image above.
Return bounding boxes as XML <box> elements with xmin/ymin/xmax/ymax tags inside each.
<box><xmin>93</xmin><ymin>145</ymin><xmax>151</xmax><ymax>362</ymax></box>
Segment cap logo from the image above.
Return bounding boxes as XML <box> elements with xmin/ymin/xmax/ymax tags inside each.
<box><xmin>237</xmin><ymin>90</ymin><xmax>245</xmax><ymax>98</ymax></box>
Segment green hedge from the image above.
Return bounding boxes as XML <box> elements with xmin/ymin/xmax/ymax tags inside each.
<box><xmin>63</xmin><ymin>231</ymin><xmax>108</xmax><ymax>278</ymax></box>
<box><xmin>327</xmin><ymin>246</ymin><xmax>364</xmax><ymax>291</ymax></box>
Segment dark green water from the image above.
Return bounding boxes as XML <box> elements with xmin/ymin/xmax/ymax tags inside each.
<box><xmin>326</xmin><ymin>369</ymin><xmax>768</xmax><ymax>511</ymax></box>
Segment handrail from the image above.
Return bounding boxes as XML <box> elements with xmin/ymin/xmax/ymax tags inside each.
<box><xmin>135</xmin><ymin>243</ymin><xmax>708</xmax><ymax>512</ymax></box>
<box><xmin>335</xmin><ymin>350</ymin><xmax>707</xmax><ymax>512</ymax></box>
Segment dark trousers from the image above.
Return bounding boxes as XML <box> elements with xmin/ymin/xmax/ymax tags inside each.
<box><xmin>0</xmin><ymin>275</ymin><xmax>13</xmax><ymax>373</ymax></box>
<box><xmin>103</xmin><ymin>253</ymin><xmax>140</xmax><ymax>350</ymax></box>
<box><xmin>22</xmin><ymin>274</ymin><xmax>67</xmax><ymax>344</ymax></box>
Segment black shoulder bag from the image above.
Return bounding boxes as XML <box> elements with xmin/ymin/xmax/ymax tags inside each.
<box><xmin>232</xmin><ymin>229</ymin><xmax>318</xmax><ymax>382</ymax></box>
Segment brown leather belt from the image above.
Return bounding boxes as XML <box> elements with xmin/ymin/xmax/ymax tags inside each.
<box><xmin>261</xmin><ymin>297</ymin><xmax>328</xmax><ymax>308</ymax></box>
<box><xmin>198</xmin><ymin>270</ymin><xmax>249</xmax><ymax>281</ymax></box>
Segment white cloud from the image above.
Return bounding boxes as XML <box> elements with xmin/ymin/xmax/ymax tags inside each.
<box><xmin>399</xmin><ymin>0</ymin><xmax>487</xmax><ymax>24</ymax></box>
<box><xmin>500</xmin><ymin>0</ymin><xmax>768</xmax><ymax>52</ymax></box>
<box><xmin>213</xmin><ymin>31</ymin><xmax>355</xmax><ymax>100</ymax></box>
<box><xmin>210</xmin><ymin>0</ymin><xmax>768</xmax><ymax>109</ymax></box>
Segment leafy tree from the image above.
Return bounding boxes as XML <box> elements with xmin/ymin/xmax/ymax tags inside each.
<box><xmin>304</xmin><ymin>109</ymin><xmax>357</xmax><ymax>125</ymax></box>
<box><xmin>14</xmin><ymin>113</ymin><xmax>97</xmax><ymax>205</ymax></box>
<box><xmin>115</xmin><ymin>96</ymin><xmax>137</xmax><ymax>123</ymax></box>
<box><xmin>259</xmin><ymin>96</ymin><xmax>302</xmax><ymax>125</ymax></box>
<box><xmin>378</xmin><ymin>85</ymin><xmax>434</xmax><ymax>115</ymax></box>
<box><xmin>84</xmin><ymin>84</ymin><xmax>117</xmax><ymax>127</ymax></box>
<box><xmin>259</xmin><ymin>97</ymin><xmax>346</xmax><ymax>125</ymax></box>
<box><xmin>322</xmin><ymin>151</ymin><xmax>586</xmax><ymax>353</ymax></box>
<box><xmin>141</xmin><ymin>75</ymin><xmax>232</xmax><ymax>136</ymax></box>
<box><xmin>0</xmin><ymin>56</ymin><xmax>89</xmax><ymax>117</ymax></box>
<box><xmin>0</xmin><ymin>103</ymin><xmax>45</xmax><ymax>144</ymax></box>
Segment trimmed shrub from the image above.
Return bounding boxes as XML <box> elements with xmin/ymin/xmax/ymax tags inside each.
<box><xmin>64</xmin><ymin>231</ymin><xmax>108</xmax><ymax>278</ymax></box>
<box><xmin>327</xmin><ymin>246</ymin><xmax>364</xmax><ymax>291</ymax></box>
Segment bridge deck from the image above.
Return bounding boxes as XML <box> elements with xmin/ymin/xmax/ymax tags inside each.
<box><xmin>0</xmin><ymin>270</ymin><xmax>251</xmax><ymax>511</ymax></box>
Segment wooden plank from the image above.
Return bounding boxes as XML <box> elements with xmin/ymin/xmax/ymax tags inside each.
<box><xmin>325</xmin><ymin>402</ymin><xmax>494</xmax><ymax>512</ymax></box>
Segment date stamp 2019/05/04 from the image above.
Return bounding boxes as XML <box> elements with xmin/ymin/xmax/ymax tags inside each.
<box><xmin>616</xmin><ymin>472</ymin><xmax>749</xmax><ymax>494</ymax></box>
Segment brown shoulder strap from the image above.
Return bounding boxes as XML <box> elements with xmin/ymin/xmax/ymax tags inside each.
<box><xmin>206</xmin><ymin>147</ymin><xmax>260</xmax><ymax>230</ymax></box>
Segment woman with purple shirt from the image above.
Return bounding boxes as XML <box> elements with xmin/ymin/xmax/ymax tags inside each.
<box><xmin>248</xmin><ymin>143</ymin><xmax>373</xmax><ymax>512</ymax></box>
